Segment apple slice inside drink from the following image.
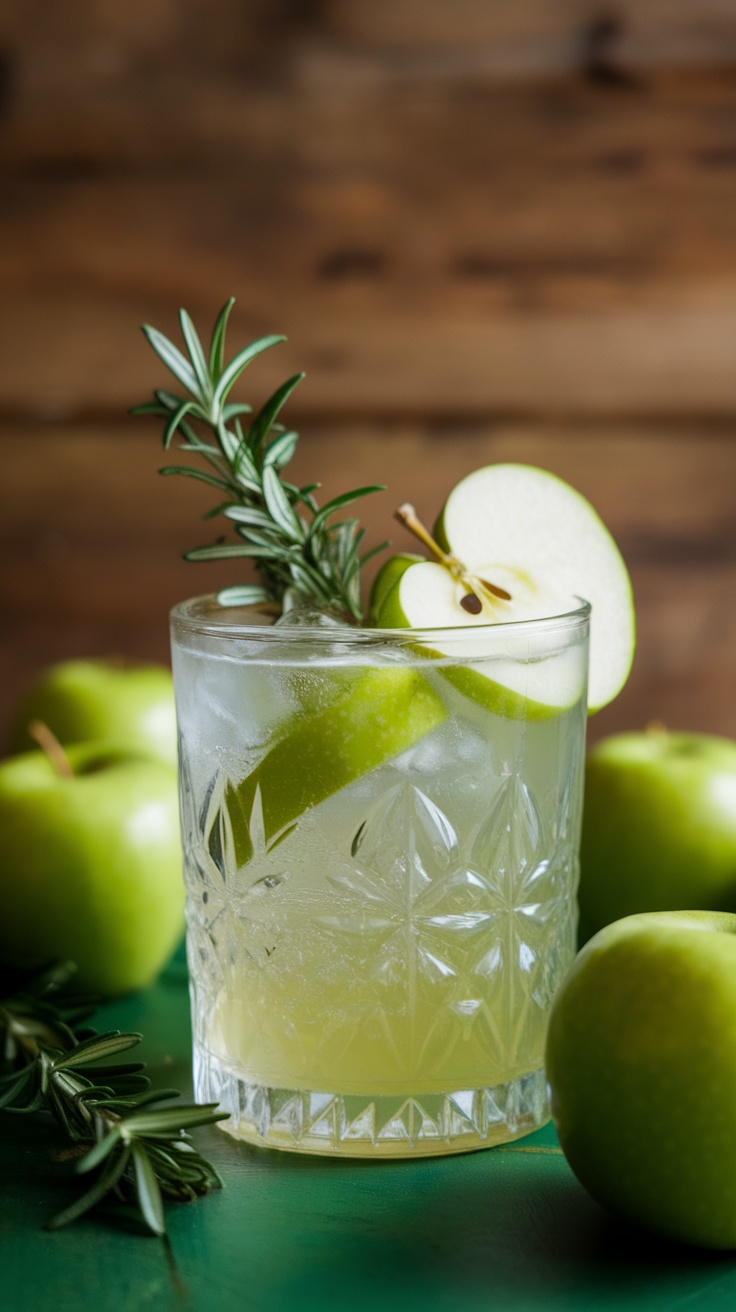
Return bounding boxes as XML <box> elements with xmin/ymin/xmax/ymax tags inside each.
<box><xmin>217</xmin><ymin>665</ymin><xmax>447</xmax><ymax>866</ymax></box>
<box><xmin>375</xmin><ymin>464</ymin><xmax>634</xmax><ymax>716</ymax></box>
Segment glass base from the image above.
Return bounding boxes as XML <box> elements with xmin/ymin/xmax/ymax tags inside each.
<box><xmin>194</xmin><ymin>1045</ymin><xmax>550</xmax><ymax>1158</ymax></box>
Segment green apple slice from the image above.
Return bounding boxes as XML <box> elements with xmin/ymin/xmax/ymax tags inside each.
<box><xmin>376</xmin><ymin>560</ymin><xmax>586</xmax><ymax>719</ymax></box>
<box><xmin>369</xmin><ymin>552</ymin><xmax>424</xmax><ymax>622</ymax></box>
<box><xmin>433</xmin><ymin>464</ymin><xmax>634</xmax><ymax>713</ymax></box>
<box><xmin>217</xmin><ymin>665</ymin><xmax>447</xmax><ymax>866</ymax></box>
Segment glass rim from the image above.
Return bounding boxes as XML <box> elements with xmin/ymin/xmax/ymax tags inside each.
<box><xmin>170</xmin><ymin>593</ymin><xmax>592</xmax><ymax>645</ymax></box>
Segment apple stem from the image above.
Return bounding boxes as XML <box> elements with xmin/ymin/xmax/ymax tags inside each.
<box><xmin>28</xmin><ymin>720</ymin><xmax>74</xmax><ymax>778</ymax></box>
<box><xmin>394</xmin><ymin>503</ymin><xmax>512</xmax><ymax>603</ymax></box>
<box><xmin>394</xmin><ymin>503</ymin><xmax>454</xmax><ymax>567</ymax></box>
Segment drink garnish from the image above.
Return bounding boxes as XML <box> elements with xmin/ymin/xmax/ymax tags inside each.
<box><xmin>0</xmin><ymin>961</ymin><xmax>227</xmax><ymax>1236</ymax></box>
<box><xmin>395</xmin><ymin>502</ymin><xmax>512</xmax><ymax>611</ymax></box>
<box><xmin>132</xmin><ymin>299</ymin><xmax>387</xmax><ymax>621</ymax></box>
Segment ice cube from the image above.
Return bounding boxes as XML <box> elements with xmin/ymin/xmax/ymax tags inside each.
<box><xmin>395</xmin><ymin>709</ymin><xmax>505</xmax><ymax>832</ymax></box>
<box><xmin>274</xmin><ymin>603</ymin><xmax>352</xmax><ymax>629</ymax></box>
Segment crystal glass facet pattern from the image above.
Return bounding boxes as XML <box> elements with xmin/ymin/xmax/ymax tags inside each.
<box><xmin>171</xmin><ymin>597</ymin><xmax>589</xmax><ymax>1157</ymax></box>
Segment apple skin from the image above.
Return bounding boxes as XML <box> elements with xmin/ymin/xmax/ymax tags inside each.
<box><xmin>0</xmin><ymin>743</ymin><xmax>184</xmax><ymax>995</ymax></box>
<box><xmin>10</xmin><ymin>659</ymin><xmax>178</xmax><ymax>768</ymax></box>
<box><xmin>375</xmin><ymin>562</ymin><xmax>586</xmax><ymax>721</ymax></box>
<box><xmin>546</xmin><ymin>910</ymin><xmax>736</xmax><ymax>1249</ymax></box>
<box><xmin>222</xmin><ymin>665</ymin><xmax>447</xmax><ymax>865</ymax></box>
<box><xmin>368</xmin><ymin>552</ymin><xmax>424</xmax><ymax>622</ymax></box>
<box><xmin>433</xmin><ymin>463</ymin><xmax>635</xmax><ymax>714</ymax></box>
<box><xmin>579</xmin><ymin>731</ymin><xmax>736</xmax><ymax>938</ymax></box>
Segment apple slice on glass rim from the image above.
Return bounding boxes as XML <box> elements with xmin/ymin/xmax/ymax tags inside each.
<box><xmin>376</xmin><ymin>560</ymin><xmax>589</xmax><ymax>719</ymax></box>
<box><xmin>374</xmin><ymin>463</ymin><xmax>635</xmax><ymax>717</ymax></box>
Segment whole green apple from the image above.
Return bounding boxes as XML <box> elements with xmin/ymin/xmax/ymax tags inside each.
<box><xmin>579</xmin><ymin>731</ymin><xmax>736</xmax><ymax>938</ymax></box>
<box><xmin>0</xmin><ymin>742</ymin><xmax>183</xmax><ymax>995</ymax></box>
<box><xmin>10</xmin><ymin>659</ymin><xmax>177</xmax><ymax>768</ymax></box>
<box><xmin>546</xmin><ymin>910</ymin><xmax>736</xmax><ymax>1249</ymax></box>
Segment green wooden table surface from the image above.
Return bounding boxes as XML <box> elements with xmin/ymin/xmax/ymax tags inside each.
<box><xmin>4</xmin><ymin>953</ymin><xmax>736</xmax><ymax>1312</ymax></box>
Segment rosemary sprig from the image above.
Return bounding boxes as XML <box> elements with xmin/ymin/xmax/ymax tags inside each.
<box><xmin>0</xmin><ymin>962</ymin><xmax>226</xmax><ymax>1236</ymax></box>
<box><xmin>132</xmin><ymin>299</ymin><xmax>387</xmax><ymax>621</ymax></box>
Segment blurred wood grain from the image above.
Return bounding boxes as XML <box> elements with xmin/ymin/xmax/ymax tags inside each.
<box><xmin>326</xmin><ymin>0</ymin><xmax>736</xmax><ymax>66</ymax></box>
<box><xmin>1</xmin><ymin>1</ymin><xmax>735</xmax><ymax>741</ymax></box>
<box><xmin>1</xmin><ymin>10</ymin><xmax>736</xmax><ymax>416</ymax></box>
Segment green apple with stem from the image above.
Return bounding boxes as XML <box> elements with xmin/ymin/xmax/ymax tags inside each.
<box><xmin>11</xmin><ymin>659</ymin><xmax>178</xmax><ymax>768</ymax></box>
<box><xmin>579</xmin><ymin>728</ymin><xmax>736</xmax><ymax>939</ymax></box>
<box><xmin>374</xmin><ymin>465</ymin><xmax>634</xmax><ymax>717</ymax></box>
<box><xmin>0</xmin><ymin>723</ymin><xmax>183</xmax><ymax>995</ymax></box>
<box><xmin>546</xmin><ymin>910</ymin><xmax>736</xmax><ymax>1250</ymax></box>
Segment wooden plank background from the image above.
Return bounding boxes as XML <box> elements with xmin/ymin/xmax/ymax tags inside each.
<box><xmin>1</xmin><ymin>0</ymin><xmax>735</xmax><ymax>745</ymax></box>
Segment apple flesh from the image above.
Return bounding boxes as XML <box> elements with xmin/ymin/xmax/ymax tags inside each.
<box><xmin>579</xmin><ymin>730</ymin><xmax>736</xmax><ymax>938</ymax></box>
<box><xmin>434</xmin><ymin>464</ymin><xmax>635</xmax><ymax>713</ymax></box>
<box><xmin>376</xmin><ymin>557</ymin><xmax>587</xmax><ymax>719</ymax></box>
<box><xmin>0</xmin><ymin>743</ymin><xmax>183</xmax><ymax>995</ymax></box>
<box><xmin>11</xmin><ymin>659</ymin><xmax>178</xmax><ymax>768</ymax></box>
<box><xmin>546</xmin><ymin>910</ymin><xmax>736</xmax><ymax>1249</ymax></box>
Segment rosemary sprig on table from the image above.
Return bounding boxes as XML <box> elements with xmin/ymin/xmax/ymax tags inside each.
<box><xmin>0</xmin><ymin>962</ymin><xmax>226</xmax><ymax>1236</ymax></box>
<box><xmin>132</xmin><ymin>299</ymin><xmax>387</xmax><ymax>621</ymax></box>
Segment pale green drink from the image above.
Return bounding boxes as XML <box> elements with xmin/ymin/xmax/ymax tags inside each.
<box><xmin>172</xmin><ymin>596</ymin><xmax>589</xmax><ymax>1157</ymax></box>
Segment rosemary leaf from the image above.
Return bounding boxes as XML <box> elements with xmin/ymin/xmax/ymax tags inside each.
<box><xmin>184</xmin><ymin>542</ymin><xmax>272</xmax><ymax>562</ymax></box>
<box><xmin>53</xmin><ymin>1031</ymin><xmax>142</xmax><ymax>1068</ymax></box>
<box><xmin>223</xmin><ymin>506</ymin><xmax>276</xmax><ymax>530</ymax></box>
<box><xmin>142</xmin><ymin>326</ymin><xmax>202</xmax><ymax>400</ymax></box>
<box><xmin>309</xmin><ymin>486</ymin><xmax>385</xmax><ymax>539</ymax></box>
<box><xmin>247</xmin><ymin>375</ymin><xmax>304</xmax><ymax>453</ymax></box>
<box><xmin>122</xmin><ymin>1105</ymin><xmax>227</xmax><ymax>1135</ymax></box>
<box><xmin>208</xmin><ymin>296</ymin><xmax>236</xmax><ymax>379</ymax></box>
<box><xmin>212</xmin><ymin>335</ymin><xmax>285</xmax><ymax>412</ymax></box>
<box><xmin>164</xmin><ymin>400</ymin><xmax>198</xmax><ymax>450</ymax></box>
<box><xmin>179</xmin><ymin>309</ymin><xmax>212</xmax><ymax>402</ymax></box>
<box><xmin>216</xmin><ymin>585</ymin><xmax>272</xmax><ymax>607</ymax></box>
<box><xmin>262</xmin><ymin>466</ymin><xmax>304</xmax><ymax>543</ymax></box>
<box><xmin>76</xmin><ymin>1127</ymin><xmax>122</xmax><ymax>1174</ymax></box>
<box><xmin>91</xmin><ymin>1087</ymin><xmax>181</xmax><ymax>1112</ymax></box>
<box><xmin>263</xmin><ymin>430</ymin><xmax>299</xmax><ymax>470</ymax></box>
<box><xmin>131</xmin><ymin>1142</ymin><xmax>166</xmax><ymax>1236</ymax></box>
